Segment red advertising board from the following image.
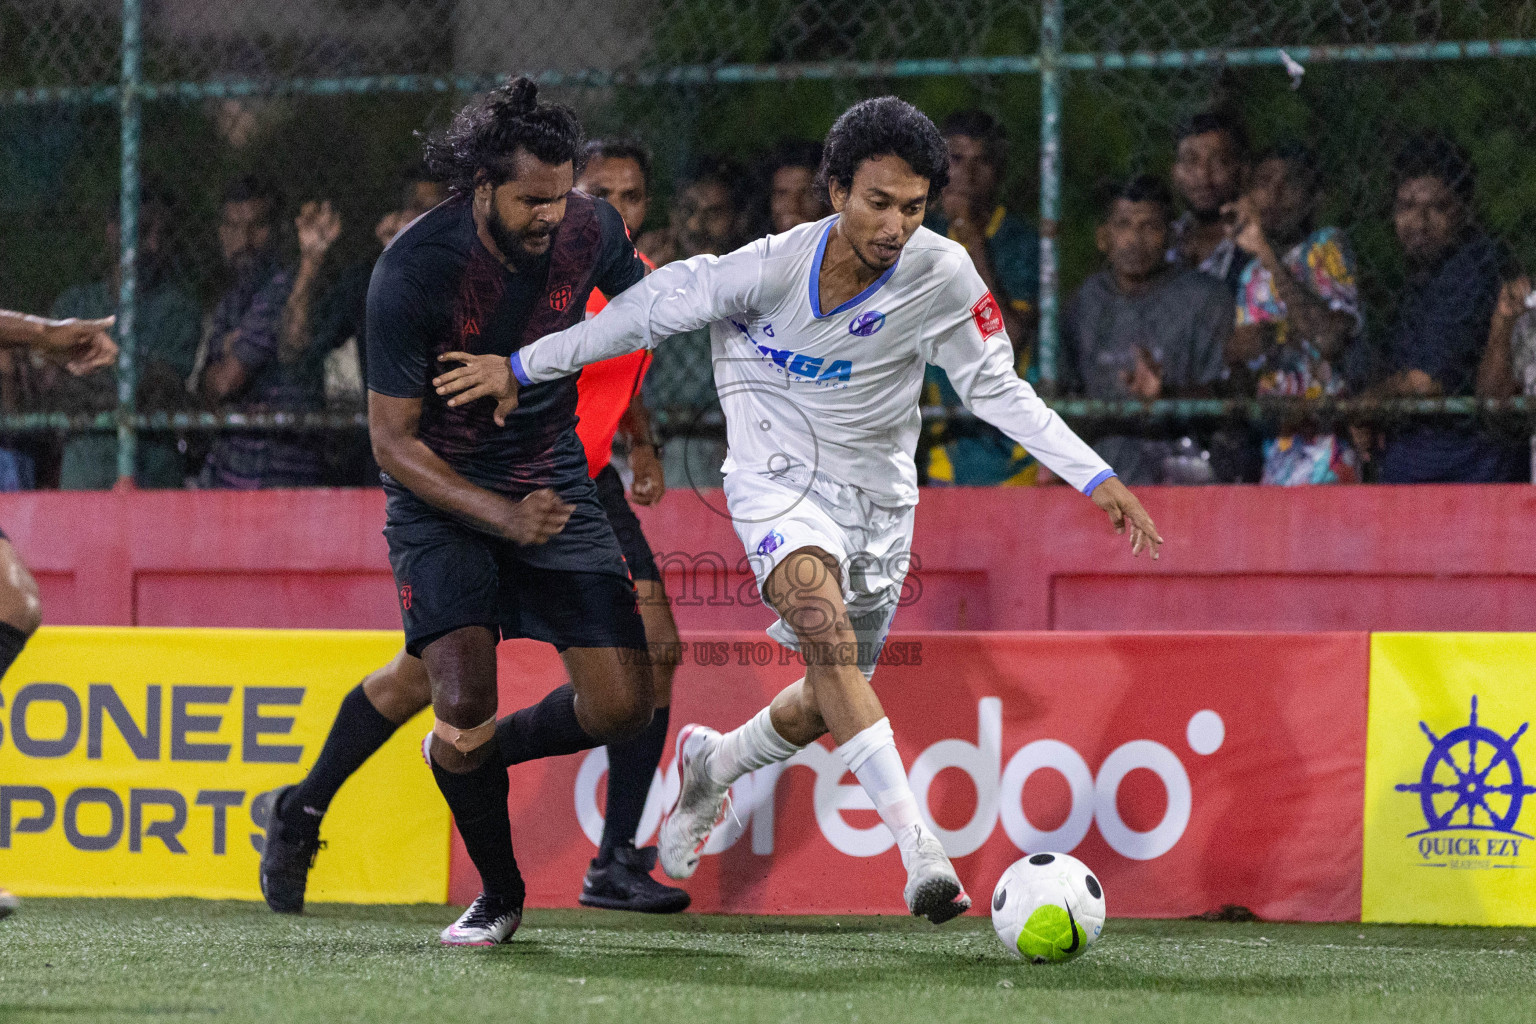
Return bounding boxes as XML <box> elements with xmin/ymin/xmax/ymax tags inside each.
<box><xmin>454</xmin><ymin>631</ymin><xmax>1368</xmax><ymax>921</ymax></box>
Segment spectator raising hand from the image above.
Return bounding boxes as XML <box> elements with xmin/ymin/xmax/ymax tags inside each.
<box><xmin>280</xmin><ymin>200</ymin><xmax>341</xmax><ymax>365</ymax></box>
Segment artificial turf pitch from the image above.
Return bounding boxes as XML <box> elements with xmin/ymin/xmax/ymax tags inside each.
<box><xmin>2</xmin><ymin>900</ymin><xmax>1533</xmax><ymax>1023</ymax></box>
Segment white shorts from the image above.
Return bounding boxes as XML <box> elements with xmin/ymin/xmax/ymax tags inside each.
<box><xmin>724</xmin><ymin>467</ymin><xmax>915</xmax><ymax>679</ymax></box>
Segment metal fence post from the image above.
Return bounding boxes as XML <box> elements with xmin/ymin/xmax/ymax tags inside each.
<box><xmin>115</xmin><ymin>0</ymin><xmax>142</xmax><ymax>486</ymax></box>
<box><xmin>1037</xmin><ymin>0</ymin><xmax>1063</xmax><ymax>392</ymax></box>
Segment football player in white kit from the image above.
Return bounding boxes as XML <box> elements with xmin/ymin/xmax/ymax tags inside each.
<box><xmin>432</xmin><ymin>96</ymin><xmax>1162</xmax><ymax>924</ymax></box>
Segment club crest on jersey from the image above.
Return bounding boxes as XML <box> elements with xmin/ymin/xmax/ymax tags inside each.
<box><xmin>971</xmin><ymin>292</ymin><xmax>1005</xmax><ymax>339</ymax></box>
<box><xmin>548</xmin><ymin>285</ymin><xmax>574</xmax><ymax>312</ymax></box>
<box><xmin>849</xmin><ymin>310</ymin><xmax>886</xmax><ymax>336</ymax></box>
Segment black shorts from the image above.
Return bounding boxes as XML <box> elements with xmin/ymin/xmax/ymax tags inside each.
<box><xmin>383</xmin><ymin>481</ymin><xmax>646</xmax><ymax>657</ymax></box>
<box><xmin>592</xmin><ymin>464</ymin><xmax>661</xmax><ymax>584</ymax></box>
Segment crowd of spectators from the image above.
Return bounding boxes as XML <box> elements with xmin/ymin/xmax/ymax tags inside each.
<box><xmin>4</xmin><ymin>103</ymin><xmax>1532</xmax><ymax>490</ymax></box>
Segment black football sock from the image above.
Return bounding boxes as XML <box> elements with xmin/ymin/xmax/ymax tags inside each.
<box><xmin>597</xmin><ymin>705</ymin><xmax>669</xmax><ymax>864</ymax></box>
<box><xmin>495</xmin><ymin>683</ymin><xmax>603</xmax><ymax>767</ymax></box>
<box><xmin>430</xmin><ymin>750</ymin><xmax>524</xmax><ymax>902</ymax></box>
<box><xmin>287</xmin><ymin>684</ymin><xmax>400</xmax><ymax>824</ymax></box>
<box><xmin>0</xmin><ymin>621</ymin><xmax>30</xmax><ymax>679</ymax></box>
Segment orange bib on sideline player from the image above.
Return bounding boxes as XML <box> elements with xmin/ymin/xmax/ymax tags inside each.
<box><xmin>574</xmin><ymin>256</ymin><xmax>655</xmax><ymax>479</ymax></box>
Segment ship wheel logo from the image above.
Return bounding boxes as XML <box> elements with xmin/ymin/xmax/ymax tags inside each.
<box><xmin>1395</xmin><ymin>696</ymin><xmax>1535</xmax><ymax>837</ymax></box>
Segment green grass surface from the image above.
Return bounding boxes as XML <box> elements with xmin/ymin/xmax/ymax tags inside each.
<box><xmin>1</xmin><ymin>900</ymin><xmax>1533</xmax><ymax>1023</ymax></box>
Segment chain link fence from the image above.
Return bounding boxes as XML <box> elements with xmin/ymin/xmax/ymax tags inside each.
<box><xmin>1</xmin><ymin>0</ymin><xmax>1533</xmax><ymax>487</ymax></box>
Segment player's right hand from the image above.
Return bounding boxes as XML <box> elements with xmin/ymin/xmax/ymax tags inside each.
<box><xmin>503</xmin><ymin>487</ymin><xmax>574</xmax><ymax>545</ymax></box>
<box><xmin>1090</xmin><ymin>476</ymin><xmax>1163</xmax><ymax>559</ymax></box>
<box><xmin>40</xmin><ymin>316</ymin><xmax>118</xmax><ymax>375</ymax></box>
<box><xmin>435</xmin><ymin>351</ymin><xmax>520</xmax><ymax>426</ymax></box>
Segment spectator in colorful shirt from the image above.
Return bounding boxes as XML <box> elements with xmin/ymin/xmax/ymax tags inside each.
<box><xmin>1169</xmin><ymin>108</ymin><xmax>1251</xmax><ymax>293</ymax></box>
<box><xmin>46</xmin><ymin>192</ymin><xmax>200</xmax><ymax>488</ymax></box>
<box><xmin>922</xmin><ymin>109</ymin><xmax>1042</xmax><ymax>485</ymax></box>
<box><xmin>197</xmin><ymin>176</ymin><xmax>325</xmax><ymax>488</ymax></box>
<box><xmin>1476</xmin><ymin>274</ymin><xmax>1536</xmax><ymax>481</ymax></box>
<box><xmin>1224</xmin><ymin>144</ymin><xmax>1362</xmax><ymax>484</ymax></box>
<box><xmin>1062</xmin><ymin>176</ymin><xmax>1233</xmax><ymax>485</ymax></box>
<box><xmin>1359</xmin><ymin>136</ymin><xmax>1525</xmax><ymax>483</ymax></box>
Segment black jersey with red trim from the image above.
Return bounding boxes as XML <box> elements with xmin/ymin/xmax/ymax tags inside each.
<box><xmin>365</xmin><ymin>192</ymin><xmax>646</xmax><ymax>496</ymax></box>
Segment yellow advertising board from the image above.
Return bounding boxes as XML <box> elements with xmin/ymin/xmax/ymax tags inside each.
<box><xmin>0</xmin><ymin>627</ymin><xmax>447</xmax><ymax>903</ymax></box>
<box><xmin>1363</xmin><ymin>633</ymin><xmax>1536</xmax><ymax>925</ymax></box>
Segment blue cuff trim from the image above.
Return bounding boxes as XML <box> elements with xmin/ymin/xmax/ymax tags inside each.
<box><xmin>1082</xmin><ymin>469</ymin><xmax>1116</xmax><ymax>496</ymax></box>
<box><xmin>508</xmin><ymin>351</ymin><xmax>532</xmax><ymax>387</ymax></box>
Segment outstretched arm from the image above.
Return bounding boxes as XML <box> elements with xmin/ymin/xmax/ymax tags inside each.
<box><xmin>432</xmin><ymin>247</ymin><xmax>763</xmax><ymax>419</ymax></box>
<box><xmin>925</xmin><ymin>263</ymin><xmax>1163</xmax><ymax>558</ymax></box>
<box><xmin>520</xmin><ymin>248</ymin><xmax>762</xmax><ymax>382</ymax></box>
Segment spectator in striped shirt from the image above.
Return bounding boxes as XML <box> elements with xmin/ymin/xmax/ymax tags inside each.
<box><xmin>197</xmin><ymin>176</ymin><xmax>326</xmax><ymax>488</ymax></box>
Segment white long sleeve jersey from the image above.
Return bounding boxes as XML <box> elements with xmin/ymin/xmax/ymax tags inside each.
<box><xmin>513</xmin><ymin>216</ymin><xmax>1115</xmax><ymax>506</ymax></box>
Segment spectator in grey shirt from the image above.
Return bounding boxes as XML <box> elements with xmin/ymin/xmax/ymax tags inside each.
<box><xmin>1063</xmin><ymin>176</ymin><xmax>1233</xmax><ymax>484</ymax></box>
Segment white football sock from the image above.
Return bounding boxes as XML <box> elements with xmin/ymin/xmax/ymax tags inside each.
<box><xmin>836</xmin><ymin>717</ymin><xmax>926</xmax><ymax>868</ymax></box>
<box><xmin>706</xmin><ymin>706</ymin><xmax>803</xmax><ymax>787</ymax></box>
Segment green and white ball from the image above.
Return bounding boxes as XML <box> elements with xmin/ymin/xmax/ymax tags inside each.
<box><xmin>990</xmin><ymin>852</ymin><xmax>1105</xmax><ymax>963</ymax></box>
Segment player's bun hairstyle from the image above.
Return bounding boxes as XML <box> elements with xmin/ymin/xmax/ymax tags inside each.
<box><xmin>818</xmin><ymin>96</ymin><xmax>950</xmax><ymax>203</ymax></box>
<box><xmin>422</xmin><ymin>76</ymin><xmax>585</xmax><ymax>195</ymax></box>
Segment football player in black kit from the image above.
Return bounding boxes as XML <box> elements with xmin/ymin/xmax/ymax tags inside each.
<box><xmin>358</xmin><ymin>78</ymin><xmax>655</xmax><ymax>945</ymax></box>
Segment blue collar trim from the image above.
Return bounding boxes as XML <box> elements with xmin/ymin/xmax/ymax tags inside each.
<box><xmin>809</xmin><ymin>217</ymin><xmax>900</xmax><ymax>319</ymax></box>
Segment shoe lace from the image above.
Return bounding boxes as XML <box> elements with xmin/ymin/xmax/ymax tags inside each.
<box><xmin>462</xmin><ymin>894</ymin><xmax>507</xmax><ymax>928</ymax></box>
<box><xmin>722</xmin><ymin>791</ymin><xmax>741</xmax><ymax>832</ymax></box>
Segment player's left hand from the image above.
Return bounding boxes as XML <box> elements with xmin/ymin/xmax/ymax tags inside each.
<box><xmin>1090</xmin><ymin>476</ymin><xmax>1163</xmax><ymax>559</ymax></box>
<box><xmin>629</xmin><ymin>443</ymin><xmax>665</xmax><ymax>505</ymax></box>
<box><xmin>434</xmin><ymin>351</ymin><xmax>520</xmax><ymax>426</ymax></box>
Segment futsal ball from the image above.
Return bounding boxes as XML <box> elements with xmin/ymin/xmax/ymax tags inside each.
<box><xmin>990</xmin><ymin>852</ymin><xmax>1106</xmax><ymax>963</ymax></box>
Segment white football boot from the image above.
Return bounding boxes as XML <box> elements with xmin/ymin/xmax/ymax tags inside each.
<box><xmin>440</xmin><ymin>892</ymin><xmax>521</xmax><ymax>946</ymax></box>
<box><xmin>657</xmin><ymin>724</ymin><xmax>732</xmax><ymax>880</ymax></box>
<box><xmin>901</xmin><ymin>825</ymin><xmax>972</xmax><ymax>925</ymax></box>
<box><xmin>0</xmin><ymin>887</ymin><xmax>18</xmax><ymax>921</ymax></box>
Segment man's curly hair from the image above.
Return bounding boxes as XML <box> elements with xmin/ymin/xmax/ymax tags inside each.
<box><xmin>422</xmin><ymin>76</ymin><xmax>585</xmax><ymax>195</ymax></box>
<box><xmin>818</xmin><ymin>96</ymin><xmax>950</xmax><ymax>203</ymax></box>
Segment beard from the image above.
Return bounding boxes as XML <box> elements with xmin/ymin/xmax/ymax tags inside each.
<box><xmin>486</xmin><ymin>207</ymin><xmax>554</xmax><ymax>273</ymax></box>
